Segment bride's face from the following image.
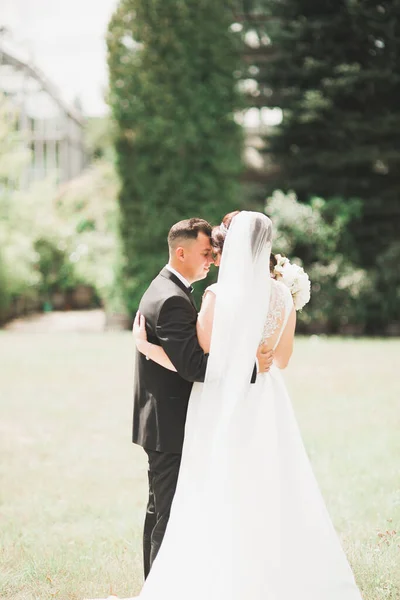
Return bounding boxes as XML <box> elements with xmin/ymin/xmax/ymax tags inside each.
<box><xmin>213</xmin><ymin>249</ymin><xmax>222</xmax><ymax>267</ymax></box>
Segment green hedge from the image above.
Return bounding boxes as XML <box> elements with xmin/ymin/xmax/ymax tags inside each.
<box><xmin>107</xmin><ymin>0</ymin><xmax>244</xmax><ymax>313</ymax></box>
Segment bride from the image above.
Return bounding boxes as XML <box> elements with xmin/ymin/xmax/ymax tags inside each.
<box><xmin>105</xmin><ymin>211</ymin><xmax>363</xmax><ymax>599</ymax></box>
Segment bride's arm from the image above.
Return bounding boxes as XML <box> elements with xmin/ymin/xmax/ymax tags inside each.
<box><xmin>133</xmin><ymin>312</ymin><xmax>177</xmax><ymax>372</ymax></box>
<box><xmin>274</xmin><ymin>307</ymin><xmax>296</xmax><ymax>369</ymax></box>
<box><xmin>196</xmin><ymin>290</ymin><xmax>216</xmax><ymax>354</ymax></box>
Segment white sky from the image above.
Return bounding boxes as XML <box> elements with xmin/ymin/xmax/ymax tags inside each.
<box><xmin>0</xmin><ymin>1</ymin><xmax>282</xmax><ymax>126</ymax></box>
<box><xmin>1</xmin><ymin>0</ymin><xmax>118</xmax><ymax>115</ymax></box>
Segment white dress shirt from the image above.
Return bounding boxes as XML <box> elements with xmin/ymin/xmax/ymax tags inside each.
<box><xmin>165</xmin><ymin>264</ymin><xmax>191</xmax><ymax>289</ymax></box>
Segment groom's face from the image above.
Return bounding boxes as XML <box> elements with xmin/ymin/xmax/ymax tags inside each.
<box><xmin>183</xmin><ymin>232</ymin><xmax>213</xmax><ymax>283</ymax></box>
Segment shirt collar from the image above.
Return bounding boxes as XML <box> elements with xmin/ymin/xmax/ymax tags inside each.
<box><xmin>165</xmin><ymin>264</ymin><xmax>191</xmax><ymax>289</ymax></box>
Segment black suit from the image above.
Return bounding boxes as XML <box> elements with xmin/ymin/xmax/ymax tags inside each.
<box><xmin>133</xmin><ymin>267</ymin><xmax>208</xmax><ymax>453</ymax></box>
<box><xmin>133</xmin><ymin>267</ymin><xmax>208</xmax><ymax>576</ymax></box>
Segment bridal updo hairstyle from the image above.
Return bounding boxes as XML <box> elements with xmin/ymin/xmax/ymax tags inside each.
<box><xmin>212</xmin><ymin>211</ymin><xmax>276</xmax><ymax>273</ymax></box>
<box><xmin>211</xmin><ymin>211</ymin><xmax>240</xmax><ymax>254</ymax></box>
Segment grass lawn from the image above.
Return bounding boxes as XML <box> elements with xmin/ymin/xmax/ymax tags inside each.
<box><xmin>0</xmin><ymin>332</ymin><xmax>399</xmax><ymax>600</ymax></box>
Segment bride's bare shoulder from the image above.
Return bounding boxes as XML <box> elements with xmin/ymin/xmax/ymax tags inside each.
<box><xmin>203</xmin><ymin>283</ymin><xmax>218</xmax><ymax>296</ymax></box>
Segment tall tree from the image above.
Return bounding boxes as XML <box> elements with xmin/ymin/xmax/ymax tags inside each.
<box><xmin>260</xmin><ymin>0</ymin><xmax>400</xmax><ymax>269</ymax></box>
<box><xmin>107</xmin><ymin>1</ymin><xmax>243</xmax><ymax>312</ymax></box>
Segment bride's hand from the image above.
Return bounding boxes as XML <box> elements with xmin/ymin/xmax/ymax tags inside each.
<box><xmin>133</xmin><ymin>311</ymin><xmax>148</xmax><ymax>354</ymax></box>
<box><xmin>256</xmin><ymin>343</ymin><xmax>274</xmax><ymax>373</ymax></box>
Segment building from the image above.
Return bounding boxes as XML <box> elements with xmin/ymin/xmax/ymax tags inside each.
<box><xmin>0</xmin><ymin>32</ymin><xmax>86</xmax><ymax>186</ymax></box>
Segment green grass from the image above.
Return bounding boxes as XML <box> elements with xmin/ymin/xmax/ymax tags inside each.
<box><xmin>0</xmin><ymin>333</ymin><xmax>399</xmax><ymax>600</ymax></box>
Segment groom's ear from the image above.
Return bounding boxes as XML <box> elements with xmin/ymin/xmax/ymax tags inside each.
<box><xmin>175</xmin><ymin>246</ymin><xmax>185</xmax><ymax>262</ymax></box>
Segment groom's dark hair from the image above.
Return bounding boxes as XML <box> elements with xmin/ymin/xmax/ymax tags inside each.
<box><xmin>168</xmin><ymin>218</ymin><xmax>212</xmax><ymax>250</ymax></box>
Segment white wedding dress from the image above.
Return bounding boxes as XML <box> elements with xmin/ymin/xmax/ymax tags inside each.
<box><xmin>97</xmin><ymin>212</ymin><xmax>363</xmax><ymax>600</ymax></box>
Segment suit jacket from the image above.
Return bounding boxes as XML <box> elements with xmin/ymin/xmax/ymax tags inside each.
<box><xmin>133</xmin><ymin>267</ymin><xmax>209</xmax><ymax>454</ymax></box>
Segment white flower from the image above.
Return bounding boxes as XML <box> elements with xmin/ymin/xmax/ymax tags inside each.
<box><xmin>273</xmin><ymin>255</ymin><xmax>311</xmax><ymax>310</ymax></box>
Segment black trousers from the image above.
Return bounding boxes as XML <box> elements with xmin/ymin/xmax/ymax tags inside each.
<box><xmin>143</xmin><ymin>449</ymin><xmax>181</xmax><ymax>579</ymax></box>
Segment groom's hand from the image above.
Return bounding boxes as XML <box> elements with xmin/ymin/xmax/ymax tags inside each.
<box><xmin>256</xmin><ymin>344</ymin><xmax>274</xmax><ymax>373</ymax></box>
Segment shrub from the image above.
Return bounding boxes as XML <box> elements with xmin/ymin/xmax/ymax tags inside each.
<box><xmin>266</xmin><ymin>190</ymin><xmax>371</xmax><ymax>332</ymax></box>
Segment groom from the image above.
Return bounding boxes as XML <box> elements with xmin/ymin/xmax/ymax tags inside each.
<box><xmin>133</xmin><ymin>217</ymin><xmax>273</xmax><ymax>578</ymax></box>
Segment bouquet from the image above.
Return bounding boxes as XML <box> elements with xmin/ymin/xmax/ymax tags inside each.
<box><xmin>273</xmin><ymin>254</ymin><xmax>311</xmax><ymax>311</ymax></box>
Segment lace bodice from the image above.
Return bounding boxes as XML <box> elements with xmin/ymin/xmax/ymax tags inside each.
<box><xmin>261</xmin><ymin>280</ymin><xmax>293</xmax><ymax>347</ymax></box>
<box><xmin>204</xmin><ymin>279</ymin><xmax>293</xmax><ymax>349</ymax></box>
